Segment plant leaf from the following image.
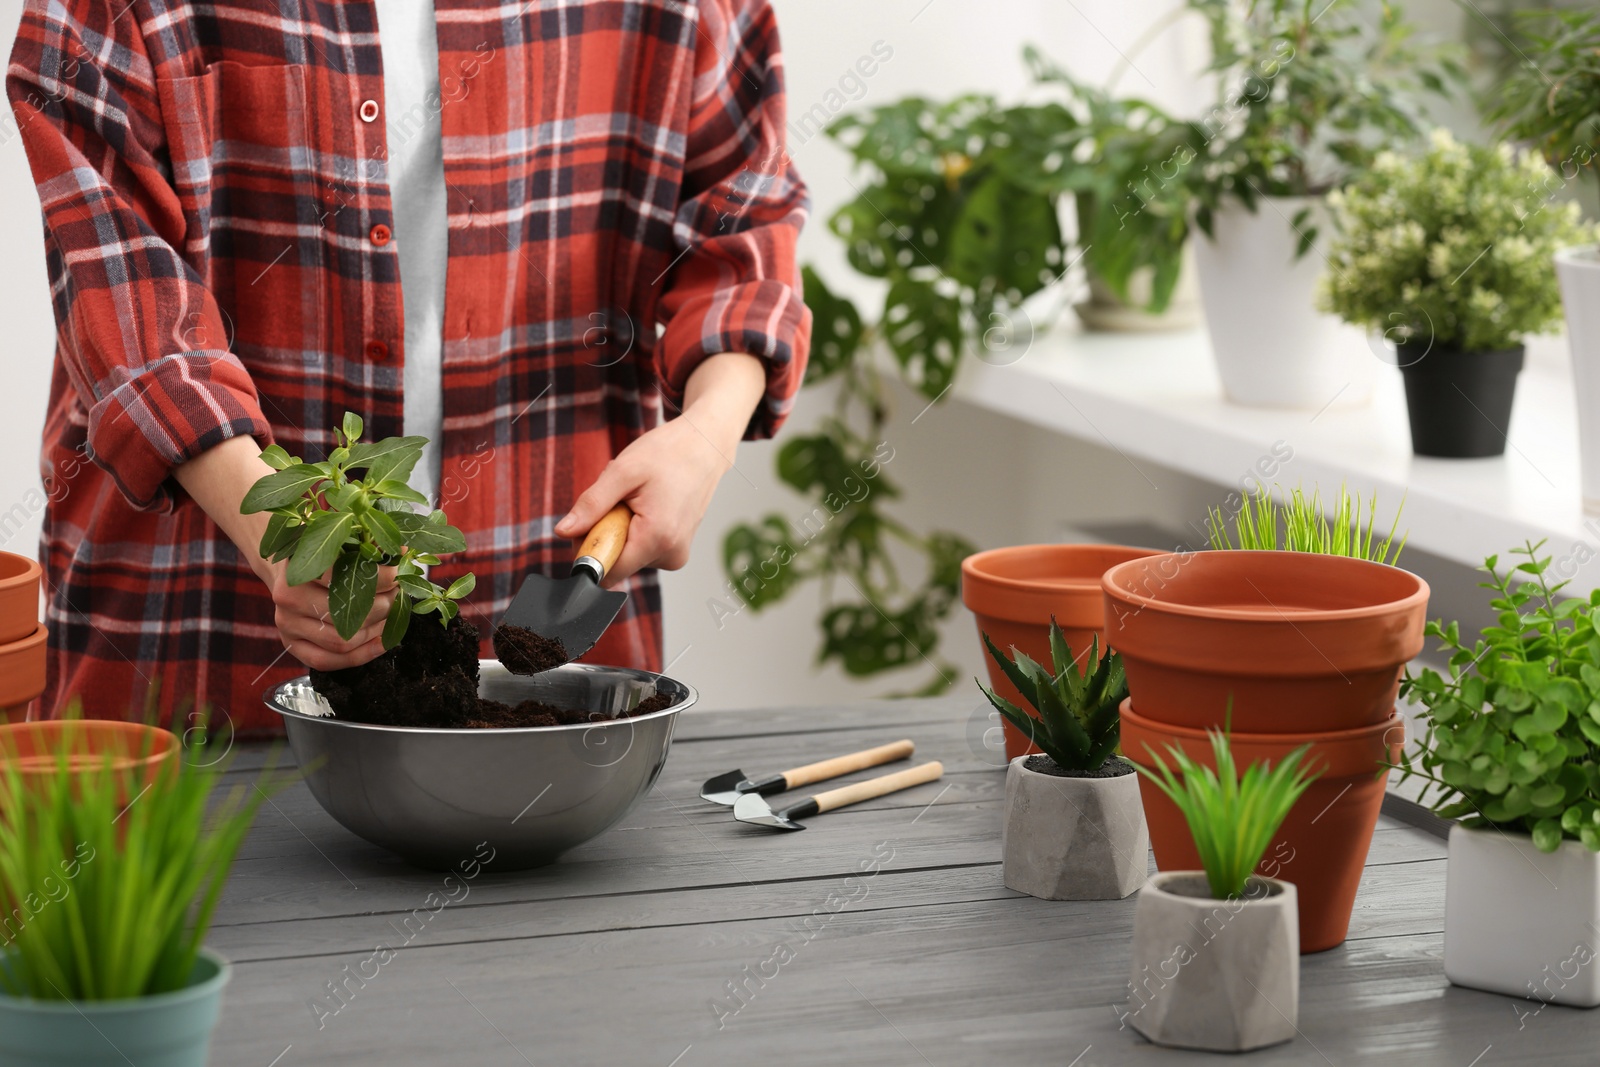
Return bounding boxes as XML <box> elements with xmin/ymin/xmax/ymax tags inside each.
<box><xmin>285</xmin><ymin>511</ymin><xmax>356</xmax><ymax>586</ymax></box>
<box><xmin>241</xmin><ymin>465</ymin><xmax>328</xmax><ymax>513</ymax></box>
<box><xmin>328</xmin><ymin>553</ymin><xmax>379</xmax><ymax>641</ymax></box>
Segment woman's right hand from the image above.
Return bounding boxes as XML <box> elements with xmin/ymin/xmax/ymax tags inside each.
<box><xmin>174</xmin><ymin>435</ymin><xmax>395</xmax><ymax>672</ymax></box>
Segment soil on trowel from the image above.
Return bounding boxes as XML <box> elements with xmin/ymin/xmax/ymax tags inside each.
<box><xmin>311</xmin><ymin>615</ymin><xmax>675</xmax><ymax>729</ymax></box>
<box><xmin>492</xmin><ymin>624</ymin><xmax>569</xmax><ymax>675</ymax></box>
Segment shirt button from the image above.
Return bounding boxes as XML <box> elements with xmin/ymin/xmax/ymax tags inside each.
<box><xmin>359</xmin><ymin>99</ymin><xmax>380</xmax><ymax>122</ymax></box>
<box><xmin>365</xmin><ymin>340</ymin><xmax>389</xmax><ymax>361</ymax></box>
<box><xmin>370</xmin><ymin>224</ymin><xmax>392</xmax><ymax>246</ymax></box>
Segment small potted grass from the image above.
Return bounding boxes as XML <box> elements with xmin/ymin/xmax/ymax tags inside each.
<box><xmin>980</xmin><ymin>620</ymin><xmax>1147</xmax><ymax>900</ymax></box>
<box><xmin>0</xmin><ymin>723</ymin><xmax>279</xmax><ymax>1066</ymax></box>
<box><xmin>1122</xmin><ymin>727</ymin><xmax>1319</xmax><ymax>1052</ymax></box>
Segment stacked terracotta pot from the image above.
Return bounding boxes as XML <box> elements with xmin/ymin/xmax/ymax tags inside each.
<box><xmin>1102</xmin><ymin>550</ymin><xmax>1427</xmax><ymax>953</ymax></box>
<box><xmin>962</xmin><ymin>544</ymin><xmax>1160</xmax><ymax>760</ymax></box>
<box><xmin>0</xmin><ymin>553</ymin><xmax>44</xmax><ymax>723</ymax></box>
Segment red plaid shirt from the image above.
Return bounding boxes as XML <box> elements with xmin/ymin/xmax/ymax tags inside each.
<box><xmin>8</xmin><ymin>0</ymin><xmax>809</xmax><ymax>735</ymax></box>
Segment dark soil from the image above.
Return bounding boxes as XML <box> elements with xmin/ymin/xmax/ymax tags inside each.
<box><xmin>310</xmin><ymin>615</ymin><xmax>676</xmax><ymax>729</ymax></box>
<box><xmin>1024</xmin><ymin>754</ymin><xmax>1136</xmax><ymax>779</ymax></box>
<box><xmin>492</xmin><ymin>625</ymin><xmax>568</xmax><ymax>675</ymax></box>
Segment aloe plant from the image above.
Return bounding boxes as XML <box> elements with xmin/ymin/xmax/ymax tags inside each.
<box><xmin>1136</xmin><ymin>728</ymin><xmax>1319</xmax><ymax>900</ymax></box>
<box><xmin>978</xmin><ymin>619</ymin><xmax>1127</xmax><ymax>773</ymax></box>
<box><xmin>1207</xmin><ymin>484</ymin><xmax>1406</xmax><ymax>565</ymax></box>
<box><xmin>241</xmin><ymin>412</ymin><xmax>475</xmax><ymax>647</ymax></box>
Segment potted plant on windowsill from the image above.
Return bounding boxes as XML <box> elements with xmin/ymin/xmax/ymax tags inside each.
<box><xmin>0</xmin><ymin>723</ymin><xmax>280</xmax><ymax>1065</ymax></box>
<box><xmin>1321</xmin><ymin>130</ymin><xmax>1593</xmax><ymax>458</ymax></box>
<box><xmin>1185</xmin><ymin>0</ymin><xmax>1455</xmax><ymax>409</ymax></box>
<box><xmin>1106</xmin><ymin>486</ymin><xmax>1420</xmax><ymax>951</ymax></box>
<box><xmin>981</xmin><ymin>622</ymin><xmax>1147</xmax><ymax>900</ymax></box>
<box><xmin>1492</xmin><ymin>9</ymin><xmax>1600</xmax><ymax>504</ymax></box>
<box><xmin>1397</xmin><ymin>541</ymin><xmax>1600</xmax><ymax>1007</ymax></box>
<box><xmin>1122</xmin><ymin>725</ymin><xmax>1318</xmax><ymax>1052</ymax></box>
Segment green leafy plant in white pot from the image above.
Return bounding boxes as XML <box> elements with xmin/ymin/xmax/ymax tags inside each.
<box><xmin>980</xmin><ymin>622</ymin><xmax>1147</xmax><ymax>900</ymax></box>
<box><xmin>1493</xmin><ymin>9</ymin><xmax>1600</xmax><ymax>507</ymax></box>
<box><xmin>1321</xmin><ymin>130</ymin><xmax>1592</xmax><ymax>458</ymax></box>
<box><xmin>1185</xmin><ymin>0</ymin><xmax>1455</xmax><ymax>409</ymax></box>
<box><xmin>1397</xmin><ymin>542</ymin><xmax>1600</xmax><ymax>1007</ymax></box>
<box><xmin>1122</xmin><ymin>727</ymin><xmax>1318</xmax><ymax>1052</ymax></box>
<box><xmin>0</xmin><ymin>726</ymin><xmax>277</xmax><ymax>1065</ymax></box>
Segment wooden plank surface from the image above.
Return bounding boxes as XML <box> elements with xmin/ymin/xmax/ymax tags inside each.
<box><xmin>204</xmin><ymin>698</ymin><xmax>1572</xmax><ymax>1066</ymax></box>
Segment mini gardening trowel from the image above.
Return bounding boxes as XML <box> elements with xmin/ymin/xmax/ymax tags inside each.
<box><xmin>732</xmin><ymin>761</ymin><xmax>944</xmax><ymax>831</ymax></box>
<box><xmin>498</xmin><ymin>503</ymin><xmax>633</xmax><ymax>671</ymax></box>
<box><xmin>700</xmin><ymin>739</ymin><xmax>915</xmax><ymax>806</ymax></box>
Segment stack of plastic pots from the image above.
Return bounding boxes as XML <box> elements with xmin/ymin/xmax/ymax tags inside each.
<box><xmin>962</xmin><ymin>544</ymin><xmax>1160</xmax><ymax>760</ymax></box>
<box><xmin>1102</xmin><ymin>550</ymin><xmax>1428</xmax><ymax>953</ymax></box>
<box><xmin>0</xmin><ymin>553</ymin><xmax>44</xmax><ymax>723</ymax></box>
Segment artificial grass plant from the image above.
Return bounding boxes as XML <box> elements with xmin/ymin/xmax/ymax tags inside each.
<box><xmin>1206</xmin><ymin>484</ymin><xmax>1406</xmax><ymax>564</ymax></box>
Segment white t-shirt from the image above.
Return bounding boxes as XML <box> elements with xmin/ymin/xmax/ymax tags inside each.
<box><xmin>374</xmin><ymin>0</ymin><xmax>448</xmax><ymax>504</ymax></box>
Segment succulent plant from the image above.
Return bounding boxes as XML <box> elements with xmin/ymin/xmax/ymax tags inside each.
<box><xmin>979</xmin><ymin>619</ymin><xmax>1126</xmax><ymax>773</ymax></box>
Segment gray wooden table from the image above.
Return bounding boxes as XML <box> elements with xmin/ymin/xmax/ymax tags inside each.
<box><xmin>207</xmin><ymin>697</ymin><xmax>1590</xmax><ymax>1066</ymax></box>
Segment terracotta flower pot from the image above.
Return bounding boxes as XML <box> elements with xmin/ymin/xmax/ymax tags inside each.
<box><xmin>0</xmin><ymin>624</ymin><xmax>47</xmax><ymax>723</ymax></box>
<box><xmin>0</xmin><ymin>720</ymin><xmax>180</xmax><ymax>796</ymax></box>
<box><xmin>1120</xmin><ymin>700</ymin><xmax>1403</xmax><ymax>953</ymax></box>
<box><xmin>962</xmin><ymin>544</ymin><xmax>1160</xmax><ymax>760</ymax></box>
<box><xmin>1101</xmin><ymin>551</ymin><xmax>1428</xmax><ymax>733</ymax></box>
<box><xmin>0</xmin><ymin>553</ymin><xmax>41</xmax><ymax>647</ymax></box>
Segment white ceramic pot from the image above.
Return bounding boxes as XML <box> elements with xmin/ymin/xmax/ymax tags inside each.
<box><xmin>1122</xmin><ymin>872</ymin><xmax>1299</xmax><ymax>1052</ymax></box>
<box><xmin>1555</xmin><ymin>246</ymin><xmax>1600</xmax><ymax>515</ymax></box>
<box><xmin>1193</xmin><ymin>196</ymin><xmax>1373</xmax><ymax>409</ymax></box>
<box><xmin>1002</xmin><ymin>755</ymin><xmax>1148</xmax><ymax>900</ymax></box>
<box><xmin>1444</xmin><ymin>824</ymin><xmax>1600</xmax><ymax>1007</ymax></box>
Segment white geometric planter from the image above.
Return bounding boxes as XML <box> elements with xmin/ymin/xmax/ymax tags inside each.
<box><xmin>1124</xmin><ymin>872</ymin><xmax>1299</xmax><ymax>1052</ymax></box>
<box><xmin>1002</xmin><ymin>755</ymin><xmax>1148</xmax><ymax>900</ymax></box>
<box><xmin>1555</xmin><ymin>246</ymin><xmax>1600</xmax><ymax>515</ymax></box>
<box><xmin>1445</xmin><ymin>824</ymin><xmax>1600</xmax><ymax>1007</ymax></box>
<box><xmin>1193</xmin><ymin>196</ymin><xmax>1373</xmax><ymax>410</ymax></box>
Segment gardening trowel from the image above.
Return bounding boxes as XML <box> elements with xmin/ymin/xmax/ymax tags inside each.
<box><xmin>700</xmin><ymin>739</ymin><xmax>916</xmax><ymax>806</ymax></box>
<box><xmin>499</xmin><ymin>503</ymin><xmax>633</xmax><ymax>668</ymax></box>
<box><xmin>733</xmin><ymin>761</ymin><xmax>944</xmax><ymax>831</ymax></box>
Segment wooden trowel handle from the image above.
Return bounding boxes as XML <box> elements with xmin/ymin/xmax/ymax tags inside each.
<box><xmin>783</xmin><ymin>740</ymin><xmax>914</xmax><ymax>789</ymax></box>
<box><xmin>575</xmin><ymin>503</ymin><xmax>632</xmax><ymax>581</ymax></box>
<box><xmin>812</xmin><ymin>761</ymin><xmax>943</xmax><ymax>814</ymax></box>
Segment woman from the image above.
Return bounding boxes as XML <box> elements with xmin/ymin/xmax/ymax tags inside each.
<box><xmin>7</xmin><ymin>0</ymin><xmax>810</xmax><ymax>734</ymax></box>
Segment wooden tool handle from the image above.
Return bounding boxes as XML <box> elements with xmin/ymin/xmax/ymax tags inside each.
<box><xmin>812</xmin><ymin>761</ymin><xmax>943</xmax><ymax>814</ymax></box>
<box><xmin>575</xmin><ymin>503</ymin><xmax>632</xmax><ymax>579</ymax></box>
<box><xmin>783</xmin><ymin>740</ymin><xmax>914</xmax><ymax>789</ymax></box>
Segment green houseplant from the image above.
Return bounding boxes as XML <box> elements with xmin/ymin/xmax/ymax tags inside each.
<box><xmin>1183</xmin><ymin>0</ymin><xmax>1457</xmax><ymax>408</ymax></box>
<box><xmin>1206</xmin><ymin>484</ymin><xmax>1406</xmax><ymax>563</ymax></box>
<box><xmin>1489</xmin><ymin>9</ymin><xmax>1600</xmax><ymax>509</ymax></box>
<box><xmin>0</xmin><ymin>723</ymin><xmax>281</xmax><ymax>1065</ymax></box>
<box><xmin>1397</xmin><ymin>541</ymin><xmax>1600</xmax><ymax>1006</ymax></box>
<box><xmin>980</xmin><ymin>621</ymin><xmax>1148</xmax><ymax>900</ymax></box>
<box><xmin>1320</xmin><ymin>130</ymin><xmax>1594</xmax><ymax>457</ymax></box>
<box><xmin>1123</xmin><ymin>728</ymin><xmax>1316</xmax><ymax>1052</ymax></box>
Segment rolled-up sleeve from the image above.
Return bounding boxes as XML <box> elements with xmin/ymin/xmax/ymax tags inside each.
<box><xmin>654</xmin><ymin>0</ymin><xmax>811</xmax><ymax>440</ymax></box>
<box><xmin>7</xmin><ymin>0</ymin><xmax>270</xmax><ymax>512</ymax></box>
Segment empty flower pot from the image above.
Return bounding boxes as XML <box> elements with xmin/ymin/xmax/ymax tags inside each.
<box><xmin>962</xmin><ymin>544</ymin><xmax>1159</xmax><ymax>760</ymax></box>
<box><xmin>1123</xmin><ymin>872</ymin><xmax>1299</xmax><ymax>1052</ymax></box>
<box><xmin>1101</xmin><ymin>551</ymin><xmax>1428</xmax><ymax>733</ymax></box>
<box><xmin>1002</xmin><ymin>754</ymin><xmax>1148</xmax><ymax>900</ymax></box>
<box><xmin>1120</xmin><ymin>700</ymin><xmax>1403</xmax><ymax>953</ymax></box>
<box><xmin>0</xmin><ymin>553</ymin><xmax>41</xmax><ymax>647</ymax></box>
<box><xmin>1445</xmin><ymin>824</ymin><xmax>1600</xmax><ymax>1007</ymax></box>
<box><xmin>0</xmin><ymin>624</ymin><xmax>47</xmax><ymax>723</ymax></box>
<box><xmin>0</xmin><ymin>720</ymin><xmax>180</xmax><ymax>797</ymax></box>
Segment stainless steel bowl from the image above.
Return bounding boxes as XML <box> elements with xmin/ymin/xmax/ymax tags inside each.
<box><xmin>264</xmin><ymin>661</ymin><xmax>695</xmax><ymax>871</ymax></box>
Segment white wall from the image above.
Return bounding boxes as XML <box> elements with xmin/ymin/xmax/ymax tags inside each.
<box><xmin>0</xmin><ymin>0</ymin><xmax>1215</xmax><ymax>709</ymax></box>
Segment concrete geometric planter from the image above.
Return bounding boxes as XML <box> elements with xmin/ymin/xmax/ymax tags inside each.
<box><xmin>1124</xmin><ymin>872</ymin><xmax>1299</xmax><ymax>1052</ymax></box>
<box><xmin>1445</xmin><ymin>824</ymin><xmax>1600</xmax><ymax>1007</ymax></box>
<box><xmin>1002</xmin><ymin>755</ymin><xmax>1148</xmax><ymax>900</ymax></box>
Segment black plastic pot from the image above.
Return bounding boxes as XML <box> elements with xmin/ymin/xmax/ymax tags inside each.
<box><xmin>1397</xmin><ymin>345</ymin><xmax>1525</xmax><ymax>459</ymax></box>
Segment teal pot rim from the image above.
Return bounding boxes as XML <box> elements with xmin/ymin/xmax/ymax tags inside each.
<box><xmin>0</xmin><ymin>947</ymin><xmax>230</xmax><ymax>1015</ymax></box>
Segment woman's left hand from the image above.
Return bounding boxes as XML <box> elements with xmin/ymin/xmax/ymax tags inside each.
<box><xmin>554</xmin><ymin>353</ymin><xmax>767</xmax><ymax>587</ymax></box>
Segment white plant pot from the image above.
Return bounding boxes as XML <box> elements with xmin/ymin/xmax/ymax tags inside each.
<box><xmin>1193</xmin><ymin>196</ymin><xmax>1374</xmax><ymax>409</ymax></box>
<box><xmin>1002</xmin><ymin>755</ymin><xmax>1148</xmax><ymax>900</ymax></box>
<box><xmin>1444</xmin><ymin>824</ymin><xmax>1600</xmax><ymax>1007</ymax></box>
<box><xmin>1556</xmin><ymin>246</ymin><xmax>1600</xmax><ymax>515</ymax></box>
<box><xmin>1123</xmin><ymin>872</ymin><xmax>1299</xmax><ymax>1052</ymax></box>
